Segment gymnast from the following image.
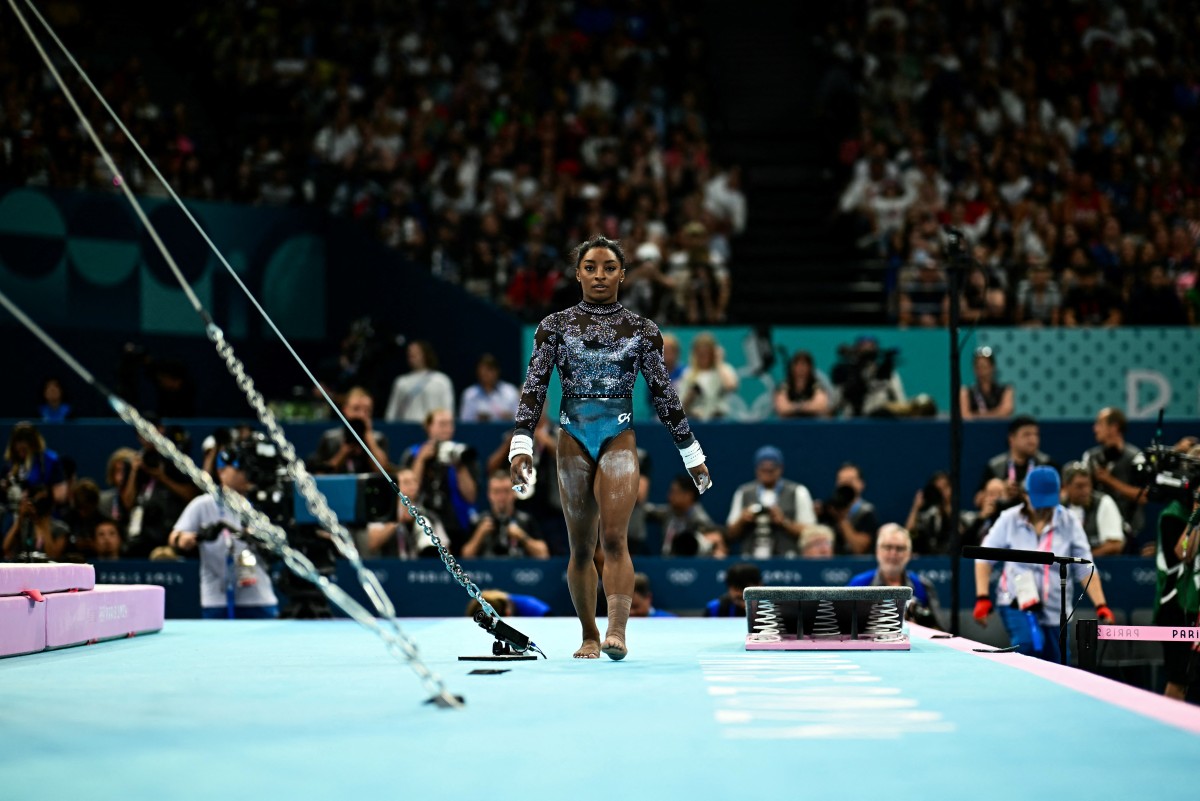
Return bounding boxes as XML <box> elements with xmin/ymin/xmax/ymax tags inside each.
<box><xmin>509</xmin><ymin>235</ymin><xmax>712</xmax><ymax>660</ymax></box>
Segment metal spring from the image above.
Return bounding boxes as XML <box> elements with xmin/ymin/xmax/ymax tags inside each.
<box><xmin>864</xmin><ymin>599</ymin><xmax>904</xmax><ymax>641</ymax></box>
<box><xmin>812</xmin><ymin>599</ymin><xmax>841</xmax><ymax>639</ymax></box>
<box><xmin>748</xmin><ymin>600</ymin><xmax>783</xmax><ymax>643</ymax></box>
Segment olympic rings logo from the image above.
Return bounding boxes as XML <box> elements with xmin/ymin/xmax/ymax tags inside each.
<box><xmin>511</xmin><ymin>569</ymin><xmax>543</xmax><ymax>586</ymax></box>
<box><xmin>667</xmin><ymin>568</ymin><xmax>698</xmax><ymax>585</ymax></box>
<box><xmin>821</xmin><ymin>569</ymin><xmax>851</xmax><ymax>584</ymax></box>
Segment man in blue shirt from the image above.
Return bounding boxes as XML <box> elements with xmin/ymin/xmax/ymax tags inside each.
<box><xmin>849</xmin><ymin>523</ymin><xmax>943</xmax><ymax>630</ymax></box>
<box><xmin>972</xmin><ymin>466</ymin><xmax>1114</xmax><ymax>661</ymax></box>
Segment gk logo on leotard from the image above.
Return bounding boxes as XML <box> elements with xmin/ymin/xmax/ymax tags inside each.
<box><xmin>617</xmin><ymin>412</ymin><xmax>631</xmax><ymax>424</ymax></box>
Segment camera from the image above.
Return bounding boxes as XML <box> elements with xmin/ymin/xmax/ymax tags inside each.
<box><xmin>141</xmin><ymin>448</ymin><xmax>162</xmax><ymax>471</ymax></box>
<box><xmin>827</xmin><ymin>484</ymin><xmax>857</xmax><ymax>511</ymax></box>
<box><xmin>2</xmin><ymin>476</ymin><xmax>25</xmax><ymax>509</ymax></box>
<box><xmin>437</xmin><ymin>441</ymin><xmax>472</xmax><ymax>465</ymax></box>
<box><xmin>831</xmin><ymin>341</ymin><xmax>899</xmax><ymax>416</ymax></box>
<box><xmin>1134</xmin><ymin>445</ymin><xmax>1200</xmax><ymax>505</ymax></box>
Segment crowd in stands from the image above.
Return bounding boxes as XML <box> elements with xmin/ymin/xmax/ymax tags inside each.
<box><xmin>833</xmin><ymin>0</ymin><xmax>1200</xmax><ymax>326</ymax></box>
<box><xmin>3</xmin><ymin>402</ymin><xmax>1167</xmax><ymax>567</ymax></box>
<box><xmin>0</xmin><ymin>1</ymin><xmax>744</xmax><ymax>325</ymax></box>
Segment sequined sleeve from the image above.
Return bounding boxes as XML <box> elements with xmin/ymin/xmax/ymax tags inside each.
<box><xmin>513</xmin><ymin>316</ymin><xmax>558</xmax><ymax>436</ymax></box>
<box><xmin>637</xmin><ymin>319</ymin><xmax>694</xmax><ymax>446</ymax></box>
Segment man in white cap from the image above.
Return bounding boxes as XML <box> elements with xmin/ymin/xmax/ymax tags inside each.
<box><xmin>972</xmin><ymin>465</ymin><xmax>1114</xmax><ymax>662</ymax></box>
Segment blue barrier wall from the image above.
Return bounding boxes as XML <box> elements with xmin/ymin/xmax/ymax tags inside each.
<box><xmin>96</xmin><ymin>556</ymin><xmax>1158</xmax><ymax>621</ymax></box>
<box><xmin>12</xmin><ymin>416</ymin><xmax>1197</xmax><ymax>545</ymax></box>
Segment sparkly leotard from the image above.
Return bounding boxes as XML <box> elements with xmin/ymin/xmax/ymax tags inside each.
<box><xmin>514</xmin><ymin>301</ymin><xmax>694</xmax><ymax>461</ymax></box>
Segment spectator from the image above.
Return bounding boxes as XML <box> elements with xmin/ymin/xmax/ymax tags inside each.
<box><xmin>2</xmin><ymin>486</ymin><xmax>68</xmax><ymax>560</ymax></box>
<box><xmin>800</xmin><ymin>524</ymin><xmax>835</xmax><ymax>558</ymax></box>
<box><xmin>385</xmin><ymin>341</ymin><xmax>455</xmax><ymax>423</ymax></box>
<box><xmin>647</xmin><ymin>473</ymin><xmax>726</xmax><ymax>557</ymax></box>
<box><xmin>1126</xmin><ymin>264</ymin><xmax>1189</xmax><ymax>325</ymax></box>
<box><xmin>1060</xmin><ymin>462</ymin><xmax>1126</xmax><ymax>557</ymax></box>
<box><xmin>665</xmin><ymin>221</ymin><xmax>731</xmax><ymax>323</ymax></box>
<box><xmin>705</xmin><ymin>562</ymin><xmax>763</xmax><ymax>618</ymax></box>
<box><xmin>3</xmin><ymin>422</ymin><xmax>69</xmax><ymax>506</ymax></box>
<box><xmin>459</xmin><ymin>354</ymin><xmax>520</xmax><ymax>423</ymax></box>
<box><xmin>774</xmin><ymin>351</ymin><xmax>831</xmax><ymax>419</ymax></box>
<box><xmin>679</xmin><ymin>332</ymin><xmax>739</xmax><ymax>421</ymax></box>
<box><xmin>401</xmin><ymin>409</ymin><xmax>478</xmax><ymax>552</ymax></box>
<box><xmin>62</xmin><ymin>479</ymin><xmax>105</xmax><ymax>561</ymax></box>
<box><xmin>307</xmin><ymin>387</ymin><xmax>391</xmax><ymax>475</ymax></box>
<box><xmin>620</xmin><ymin>242</ymin><xmax>672</xmax><ymax>320</ymax></box>
<box><xmin>365</xmin><ymin>468</ymin><xmax>450</xmax><ymax>559</ymax></box>
<box><xmin>1013</xmin><ymin>259</ymin><xmax>1062</xmax><ymax>327</ymax></box>
<box><xmin>848</xmin><ymin>523</ymin><xmax>944</xmax><ymax>630</ymax></box>
<box><xmin>978</xmin><ymin>415</ymin><xmax>1055</xmax><ymax>506</ymax></box>
<box><xmin>631</xmin><ymin>573</ymin><xmax>676</xmax><ymax>618</ymax></box>
<box><xmin>91</xmin><ymin>518</ymin><xmax>123</xmax><ymax>561</ymax></box>
<box><xmin>726</xmin><ymin>445</ymin><xmax>815</xmax><ymax>558</ymax></box>
<box><xmin>1081</xmin><ymin>407</ymin><xmax>1146</xmax><ymax>545</ymax></box>
<box><xmin>99</xmin><ymin>448</ymin><xmax>138</xmax><ymax>534</ymax></box>
<box><xmin>461</xmin><ymin>472</ymin><xmax>549</xmax><ymax>559</ymax></box>
<box><xmin>660</xmin><ymin>332</ymin><xmax>685</xmax><ymax>391</ymax></box>
<box><xmin>973</xmin><ymin>466</ymin><xmax>1114</xmax><ymax>663</ymax></box>
<box><xmin>1062</xmin><ymin>264</ymin><xmax>1122</xmax><ymax>327</ymax></box>
<box><xmin>897</xmin><ymin>250</ymin><xmax>948</xmax><ymax>328</ymax></box>
<box><xmin>960</xmin><ymin>346</ymin><xmax>1015</xmax><ymax>420</ymax></box>
<box><xmin>817</xmin><ymin>462</ymin><xmax>879</xmax><ymax>555</ymax></box>
<box><xmin>38</xmin><ymin>377</ymin><xmax>71</xmax><ymax>423</ymax></box>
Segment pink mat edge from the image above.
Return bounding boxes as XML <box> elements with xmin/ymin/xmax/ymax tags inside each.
<box><xmin>909</xmin><ymin>623</ymin><xmax>1200</xmax><ymax>735</ymax></box>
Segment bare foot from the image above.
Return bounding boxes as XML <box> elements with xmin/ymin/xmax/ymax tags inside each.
<box><xmin>573</xmin><ymin>639</ymin><xmax>601</xmax><ymax>659</ymax></box>
<box><xmin>601</xmin><ymin>635</ymin><xmax>627</xmax><ymax>661</ymax></box>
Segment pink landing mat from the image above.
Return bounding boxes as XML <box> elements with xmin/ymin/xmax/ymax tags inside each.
<box><xmin>909</xmin><ymin>624</ymin><xmax>1200</xmax><ymax>735</ymax></box>
<box><xmin>0</xmin><ymin>593</ymin><xmax>47</xmax><ymax>657</ymax></box>
<box><xmin>44</xmin><ymin>584</ymin><xmax>164</xmax><ymax>648</ymax></box>
<box><xmin>0</xmin><ymin>563</ymin><xmax>96</xmax><ymax>596</ymax></box>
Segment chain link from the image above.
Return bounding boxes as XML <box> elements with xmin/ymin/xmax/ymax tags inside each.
<box><xmin>111</xmin><ymin>396</ymin><xmax>462</xmax><ymax>707</ymax></box>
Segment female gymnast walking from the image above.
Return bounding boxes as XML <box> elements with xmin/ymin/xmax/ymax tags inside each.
<box><xmin>509</xmin><ymin>236</ymin><xmax>712</xmax><ymax>660</ymax></box>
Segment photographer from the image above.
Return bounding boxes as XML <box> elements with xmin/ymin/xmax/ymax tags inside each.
<box><xmin>167</xmin><ymin>443</ymin><xmax>278</xmax><ymax>619</ymax></box>
<box><xmin>2</xmin><ymin>487</ymin><xmax>68</xmax><ymax>561</ymax></box>
<box><xmin>402</xmin><ymin>408</ymin><xmax>477</xmax><ymax>552</ymax></box>
<box><xmin>3</xmin><ymin>421</ymin><xmax>68</xmax><ymax>508</ymax></box>
<box><xmin>816</xmin><ymin>462</ymin><xmax>879</xmax><ymax>555</ymax></box>
<box><xmin>830</xmin><ymin>336</ymin><xmax>905</xmax><ymax>418</ymax></box>
<box><xmin>462</xmin><ymin>472</ymin><xmax>548</xmax><ymax>558</ymax></box>
<box><xmin>646</xmin><ymin>473</ymin><xmax>726</xmax><ymax>557</ymax></box>
<box><xmin>1081</xmin><ymin>407</ymin><xmax>1145</xmax><ymax>549</ymax></box>
<box><xmin>120</xmin><ymin>418</ymin><xmax>199</xmax><ymax>558</ymax></box>
<box><xmin>1154</xmin><ymin>447</ymin><xmax>1200</xmax><ymax>702</ymax></box>
<box><xmin>725</xmin><ymin>446</ymin><xmax>815</xmax><ymax>558</ymax></box>
<box><xmin>308</xmin><ymin>387</ymin><xmax>391</xmax><ymax>475</ymax></box>
<box><xmin>365</xmin><ymin>468</ymin><xmax>450</xmax><ymax>558</ymax></box>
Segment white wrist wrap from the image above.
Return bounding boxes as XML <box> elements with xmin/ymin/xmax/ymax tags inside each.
<box><xmin>509</xmin><ymin>433</ymin><xmax>534</xmax><ymax>463</ymax></box>
<box><xmin>679</xmin><ymin>440</ymin><xmax>705</xmax><ymax>469</ymax></box>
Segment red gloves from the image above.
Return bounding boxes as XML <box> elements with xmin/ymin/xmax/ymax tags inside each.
<box><xmin>973</xmin><ymin>596</ymin><xmax>993</xmax><ymax>622</ymax></box>
<box><xmin>1096</xmin><ymin>604</ymin><xmax>1114</xmax><ymax>623</ymax></box>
